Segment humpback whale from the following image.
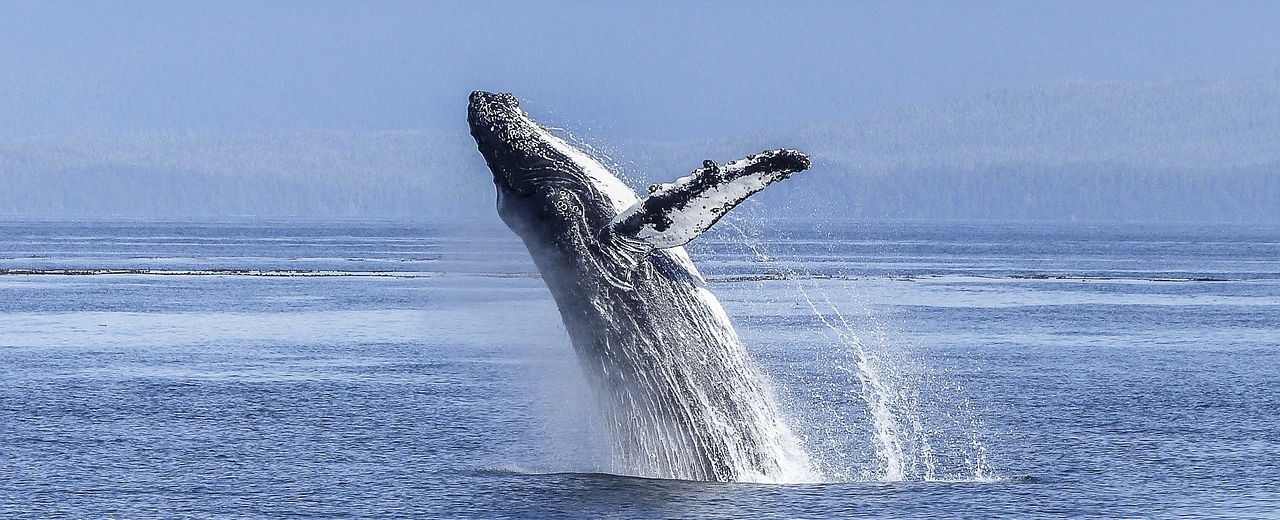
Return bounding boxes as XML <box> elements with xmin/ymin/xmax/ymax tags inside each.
<box><xmin>468</xmin><ymin>91</ymin><xmax>814</xmax><ymax>482</ymax></box>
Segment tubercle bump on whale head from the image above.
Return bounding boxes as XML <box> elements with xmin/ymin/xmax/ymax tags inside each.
<box><xmin>467</xmin><ymin>91</ymin><xmax>546</xmax><ymax>197</ymax></box>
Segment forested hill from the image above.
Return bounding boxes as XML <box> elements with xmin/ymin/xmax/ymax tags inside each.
<box><xmin>3</xmin><ymin>76</ymin><xmax>1278</xmax><ymax>222</ymax></box>
<box><xmin>803</xmin><ymin>75</ymin><xmax>1280</xmax><ymax>171</ymax></box>
<box><xmin>623</xmin><ymin>75</ymin><xmax>1280</xmax><ymax>222</ymax></box>
<box><xmin>0</xmin><ymin>130</ymin><xmax>495</xmax><ymax>219</ymax></box>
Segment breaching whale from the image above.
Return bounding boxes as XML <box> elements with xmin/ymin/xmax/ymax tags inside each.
<box><xmin>468</xmin><ymin>91</ymin><xmax>814</xmax><ymax>482</ymax></box>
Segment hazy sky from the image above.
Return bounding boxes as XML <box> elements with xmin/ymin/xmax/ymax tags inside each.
<box><xmin>4</xmin><ymin>1</ymin><xmax>1279</xmax><ymax>140</ymax></box>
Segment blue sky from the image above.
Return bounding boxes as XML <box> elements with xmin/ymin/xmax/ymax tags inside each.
<box><xmin>3</xmin><ymin>1</ymin><xmax>1279</xmax><ymax>140</ymax></box>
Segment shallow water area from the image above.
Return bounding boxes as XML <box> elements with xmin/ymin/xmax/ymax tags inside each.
<box><xmin>2</xmin><ymin>218</ymin><xmax>1278</xmax><ymax>518</ymax></box>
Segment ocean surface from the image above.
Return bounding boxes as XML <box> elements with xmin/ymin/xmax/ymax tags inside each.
<box><xmin>1</xmin><ymin>218</ymin><xmax>1277</xmax><ymax>519</ymax></box>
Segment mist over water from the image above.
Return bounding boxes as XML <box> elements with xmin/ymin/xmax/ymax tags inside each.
<box><xmin>4</xmin><ymin>74</ymin><xmax>1278</xmax><ymax>222</ymax></box>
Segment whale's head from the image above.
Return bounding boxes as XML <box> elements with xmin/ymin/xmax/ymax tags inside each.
<box><xmin>467</xmin><ymin>91</ymin><xmax>543</xmax><ymax>200</ymax></box>
<box><xmin>468</xmin><ymin>91</ymin><xmax>638</xmax><ymax>255</ymax></box>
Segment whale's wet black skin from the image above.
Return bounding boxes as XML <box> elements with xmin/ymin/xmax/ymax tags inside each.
<box><xmin>468</xmin><ymin>90</ymin><xmax>814</xmax><ymax>482</ymax></box>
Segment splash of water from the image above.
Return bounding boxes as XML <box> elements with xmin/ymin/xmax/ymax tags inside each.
<box><xmin>559</xmin><ymin>245</ymin><xmax>818</xmax><ymax>483</ymax></box>
<box><xmin>723</xmin><ymin>220</ymin><xmax>996</xmax><ymax>483</ymax></box>
<box><xmin>581</xmin><ymin>288</ymin><xmax>819</xmax><ymax>483</ymax></box>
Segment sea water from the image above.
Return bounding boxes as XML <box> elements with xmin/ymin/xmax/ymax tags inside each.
<box><xmin>1</xmin><ymin>219</ymin><xmax>1277</xmax><ymax>518</ymax></box>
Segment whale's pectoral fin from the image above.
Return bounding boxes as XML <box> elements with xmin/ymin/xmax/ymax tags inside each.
<box><xmin>610</xmin><ymin>149</ymin><xmax>811</xmax><ymax>250</ymax></box>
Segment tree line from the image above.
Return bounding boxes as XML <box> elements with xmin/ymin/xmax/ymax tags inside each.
<box><xmin>3</xmin><ymin>76</ymin><xmax>1277</xmax><ymax>222</ymax></box>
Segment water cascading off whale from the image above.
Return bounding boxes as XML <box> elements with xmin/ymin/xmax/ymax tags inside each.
<box><xmin>468</xmin><ymin>91</ymin><xmax>814</xmax><ymax>482</ymax></box>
